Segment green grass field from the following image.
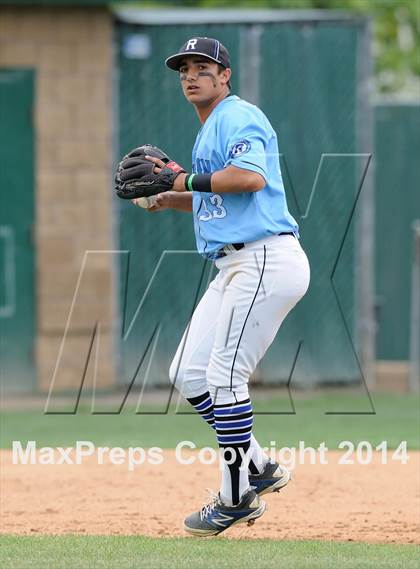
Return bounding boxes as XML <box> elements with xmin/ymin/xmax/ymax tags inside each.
<box><xmin>1</xmin><ymin>391</ymin><xmax>419</xmax><ymax>568</ymax></box>
<box><xmin>1</xmin><ymin>392</ymin><xmax>418</xmax><ymax>449</ymax></box>
<box><xmin>0</xmin><ymin>536</ymin><xmax>419</xmax><ymax>569</ymax></box>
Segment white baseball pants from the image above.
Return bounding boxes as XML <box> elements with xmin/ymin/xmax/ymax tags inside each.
<box><xmin>169</xmin><ymin>234</ymin><xmax>310</xmax><ymax>403</ymax></box>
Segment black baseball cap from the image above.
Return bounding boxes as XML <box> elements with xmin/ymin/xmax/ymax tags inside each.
<box><xmin>165</xmin><ymin>37</ymin><xmax>231</xmax><ymax>71</ymax></box>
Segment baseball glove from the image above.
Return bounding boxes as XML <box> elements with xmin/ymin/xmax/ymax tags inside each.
<box><xmin>115</xmin><ymin>144</ymin><xmax>186</xmax><ymax>199</ymax></box>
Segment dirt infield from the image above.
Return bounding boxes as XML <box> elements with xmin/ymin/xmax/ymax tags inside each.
<box><xmin>1</xmin><ymin>450</ymin><xmax>419</xmax><ymax>543</ymax></box>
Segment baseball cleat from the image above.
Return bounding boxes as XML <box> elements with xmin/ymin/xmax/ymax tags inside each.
<box><xmin>249</xmin><ymin>462</ymin><xmax>291</xmax><ymax>496</ymax></box>
<box><xmin>184</xmin><ymin>489</ymin><xmax>266</xmax><ymax>537</ymax></box>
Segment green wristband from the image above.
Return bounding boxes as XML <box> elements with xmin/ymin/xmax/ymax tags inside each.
<box><xmin>187</xmin><ymin>174</ymin><xmax>195</xmax><ymax>192</ymax></box>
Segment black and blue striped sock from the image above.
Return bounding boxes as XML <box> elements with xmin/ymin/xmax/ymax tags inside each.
<box><xmin>187</xmin><ymin>392</ymin><xmax>216</xmax><ymax>430</ymax></box>
<box><xmin>187</xmin><ymin>392</ymin><xmax>263</xmax><ymax>475</ymax></box>
<box><xmin>214</xmin><ymin>398</ymin><xmax>253</xmax><ymax>505</ymax></box>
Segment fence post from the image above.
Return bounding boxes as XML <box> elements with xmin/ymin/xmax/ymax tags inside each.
<box><xmin>409</xmin><ymin>220</ymin><xmax>420</xmax><ymax>393</ymax></box>
<box><xmin>239</xmin><ymin>24</ymin><xmax>263</xmax><ymax>106</ymax></box>
<box><xmin>356</xmin><ymin>19</ymin><xmax>376</xmax><ymax>390</ymax></box>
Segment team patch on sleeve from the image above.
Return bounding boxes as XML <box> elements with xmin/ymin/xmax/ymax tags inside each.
<box><xmin>229</xmin><ymin>140</ymin><xmax>251</xmax><ymax>158</ymax></box>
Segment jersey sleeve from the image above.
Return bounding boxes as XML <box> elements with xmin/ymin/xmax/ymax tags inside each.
<box><xmin>220</xmin><ymin>108</ymin><xmax>270</xmax><ymax>181</ymax></box>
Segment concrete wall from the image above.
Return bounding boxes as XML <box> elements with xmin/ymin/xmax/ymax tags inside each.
<box><xmin>0</xmin><ymin>7</ymin><xmax>116</xmax><ymax>391</ymax></box>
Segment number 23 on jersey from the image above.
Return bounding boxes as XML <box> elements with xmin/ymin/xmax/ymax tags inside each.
<box><xmin>198</xmin><ymin>194</ymin><xmax>227</xmax><ymax>222</ymax></box>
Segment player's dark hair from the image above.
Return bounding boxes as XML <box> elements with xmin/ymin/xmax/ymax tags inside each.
<box><xmin>218</xmin><ymin>64</ymin><xmax>231</xmax><ymax>91</ymax></box>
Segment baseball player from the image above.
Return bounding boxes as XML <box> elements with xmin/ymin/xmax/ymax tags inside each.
<box><xmin>115</xmin><ymin>37</ymin><xmax>310</xmax><ymax>537</ymax></box>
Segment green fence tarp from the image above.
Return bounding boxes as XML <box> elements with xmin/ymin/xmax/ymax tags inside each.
<box><xmin>374</xmin><ymin>103</ymin><xmax>420</xmax><ymax>361</ymax></box>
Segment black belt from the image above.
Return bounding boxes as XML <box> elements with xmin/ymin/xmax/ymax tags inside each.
<box><xmin>217</xmin><ymin>232</ymin><xmax>295</xmax><ymax>258</ymax></box>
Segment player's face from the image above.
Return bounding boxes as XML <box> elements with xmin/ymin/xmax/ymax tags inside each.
<box><xmin>178</xmin><ymin>57</ymin><xmax>230</xmax><ymax>106</ymax></box>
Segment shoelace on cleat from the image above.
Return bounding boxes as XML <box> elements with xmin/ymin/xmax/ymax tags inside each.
<box><xmin>199</xmin><ymin>490</ymin><xmax>221</xmax><ymax>521</ymax></box>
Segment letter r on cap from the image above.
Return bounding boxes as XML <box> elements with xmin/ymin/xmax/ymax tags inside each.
<box><xmin>186</xmin><ymin>39</ymin><xmax>198</xmax><ymax>50</ymax></box>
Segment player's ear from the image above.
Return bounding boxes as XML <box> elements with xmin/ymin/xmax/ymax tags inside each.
<box><xmin>220</xmin><ymin>67</ymin><xmax>231</xmax><ymax>86</ymax></box>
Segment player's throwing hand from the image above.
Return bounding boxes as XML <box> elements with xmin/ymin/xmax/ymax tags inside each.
<box><xmin>132</xmin><ymin>191</ymin><xmax>176</xmax><ymax>211</ymax></box>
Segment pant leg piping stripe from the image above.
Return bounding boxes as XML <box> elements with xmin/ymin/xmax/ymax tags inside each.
<box><xmin>229</xmin><ymin>245</ymin><xmax>267</xmax><ymax>391</ymax></box>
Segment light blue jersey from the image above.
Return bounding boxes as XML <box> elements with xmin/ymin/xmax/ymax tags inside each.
<box><xmin>191</xmin><ymin>95</ymin><xmax>299</xmax><ymax>260</ymax></box>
